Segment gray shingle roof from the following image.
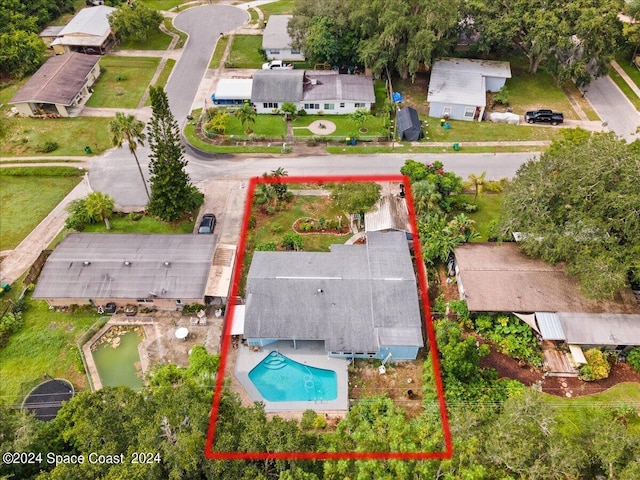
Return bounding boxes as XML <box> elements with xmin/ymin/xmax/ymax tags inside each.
<box><xmin>244</xmin><ymin>231</ymin><xmax>423</xmax><ymax>353</ymax></box>
<box><xmin>262</xmin><ymin>15</ymin><xmax>293</xmax><ymax>50</ymax></box>
<box><xmin>9</xmin><ymin>53</ymin><xmax>100</xmax><ymax>106</ymax></box>
<box><xmin>251</xmin><ymin>70</ymin><xmax>305</xmax><ymax>102</ymax></box>
<box><xmin>303</xmin><ymin>72</ymin><xmax>375</xmax><ymax>102</ymax></box>
<box><xmin>455</xmin><ymin>243</ymin><xmax>640</xmax><ymax>313</ymax></box>
<box><xmin>33</xmin><ymin>234</ymin><xmax>216</xmax><ymax>300</ymax></box>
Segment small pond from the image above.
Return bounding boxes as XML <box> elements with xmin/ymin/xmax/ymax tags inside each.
<box><xmin>92</xmin><ymin>327</ymin><xmax>144</xmax><ymax>390</ymax></box>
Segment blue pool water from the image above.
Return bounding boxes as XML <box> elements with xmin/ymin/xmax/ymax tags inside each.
<box><xmin>248</xmin><ymin>351</ymin><xmax>338</xmax><ymax>402</ymax></box>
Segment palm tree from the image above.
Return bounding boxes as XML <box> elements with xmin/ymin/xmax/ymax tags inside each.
<box><xmin>85</xmin><ymin>192</ymin><xmax>115</xmax><ymax>230</ymax></box>
<box><xmin>468</xmin><ymin>171</ymin><xmax>486</xmax><ymax>201</ymax></box>
<box><xmin>108</xmin><ymin>112</ymin><xmax>149</xmax><ymax>200</ymax></box>
<box><xmin>235</xmin><ymin>104</ymin><xmax>257</xmax><ymax>134</ymax></box>
<box><xmin>349</xmin><ymin>108</ymin><xmax>371</xmax><ymax>133</ymax></box>
<box><xmin>412</xmin><ymin>180</ymin><xmax>443</xmax><ymax>216</ymax></box>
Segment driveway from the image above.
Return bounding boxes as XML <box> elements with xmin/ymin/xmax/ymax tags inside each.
<box><xmin>585</xmin><ymin>75</ymin><xmax>640</xmax><ymax>141</ymax></box>
<box><xmin>167</xmin><ymin>5</ymin><xmax>248</xmax><ymax>123</ymax></box>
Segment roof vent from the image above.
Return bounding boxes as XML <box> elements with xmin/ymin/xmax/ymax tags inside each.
<box><xmin>83</xmin><ymin>261</ymin><xmax>91</xmax><ymax>266</ymax></box>
<box><xmin>163</xmin><ymin>261</ymin><xmax>171</xmax><ymax>267</ymax></box>
<box><xmin>310</xmin><ymin>79</ymin><xmax>317</xmax><ymax>85</ymax></box>
<box><xmin>124</xmin><ymin>261</ymin><xmax>131</xmax><ymax>266</ymax></box>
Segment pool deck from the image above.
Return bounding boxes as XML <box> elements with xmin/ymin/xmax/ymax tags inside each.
<box><xmin>234</xmin><ymin>340</ymin><xmax>349</xmax><ymax>412</ymax></box>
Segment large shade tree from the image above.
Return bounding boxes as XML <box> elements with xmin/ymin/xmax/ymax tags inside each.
<box><xmin>500</xmin><ymin>131</ymin><xmax>640</xmax><ymax>299</ymax></box>
<box><xmin>108</xmin><ymin>112</ymin><xmax>150</xmax><ymax>200</ymax></box>
<box><xmin>147</xmin><ymin>86</ymin><xmax>203</xmax><ymax>221</ymax></box>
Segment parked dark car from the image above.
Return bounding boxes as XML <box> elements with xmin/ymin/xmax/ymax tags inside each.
<box><xmin>524</xmin><ymin>109</ymin><xmax>564</xmax><ymax>125</ymax></box>
<box><xmin>198</xmin><ymin>214</ymin><xmax>216</xmax><ymax>234</ymax></box>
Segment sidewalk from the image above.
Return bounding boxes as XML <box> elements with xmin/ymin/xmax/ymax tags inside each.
<box><xmin>0</xmin><ymin>175</ymin><xmax>93</xmax><ymax>285</ymax></box>
<box><xmin>610</xmin><ymin>60</ymin><xmax>640</xmax><ymax>101</ymax></box>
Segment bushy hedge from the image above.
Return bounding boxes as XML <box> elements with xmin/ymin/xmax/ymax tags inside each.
<box><xmin>579</xmin><ymin>349</ymin><xmax>611</xmax><ymax>381</ymax></box>
<box><xmin>625</xmin><ymin>347</ymin><xmax>640</xmax><ymax>372</ymax></box>
<box><xmin>474</xmin><ymin>314</ymin><xmax>543</xmax><ymax>367</ymax></box>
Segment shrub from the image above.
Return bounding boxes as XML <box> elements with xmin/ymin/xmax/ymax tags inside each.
<box><xmin>300</xmin><ymin>410</ymin><xmax>316</xmax><ymax>430</ymax></box>
<box><xmin>579</xmin><ymin>349</ymin><xmax>611</xmax><ymax>381</ymax></box>
<box><xmin>255</xmin><ymin>241</ymin><xmax>277</xmax><ymax>251</ymax></box>
<box><xmin>626</xmin><ymin>347</ymin><xmax>640</xmax><ymax>372</ymax></box>
<box><xmin>281</xmin><ymin>232</ymin><xmax>303</xmax><ymax>251</ymax></box>
<box><xmin>182</xmin><ymin>303</ymin><xmax>206</xmax><ymax>314</ymax></box>
<box><xmin>127</xmin><ymin>212</ymin><xmax>143</xmax><ymax>221</ymax></box>
<box><xmin>0</xmin><ymin>312</ymin><xmax>24</xmax><ymax>347</ymax></box>
<box><xmin>37</xmin><ymin>140</ymin><xmax>59</xmax><ymax>153</ymax></box>
<box><xmin>269</xmin><ymin>224</ymin><xmax>284</xmax><ymax>234</ymax></box>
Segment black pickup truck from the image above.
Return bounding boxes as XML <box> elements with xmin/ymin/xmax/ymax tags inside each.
<box><xmin>524</xmin><ymin>109</ymin><xmax>564</xmax><ymax>125</ymax></box>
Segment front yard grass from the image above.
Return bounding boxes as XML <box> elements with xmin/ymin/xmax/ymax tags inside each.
<box><xmin>609</xmin><ymin>67</ymin><xmax>640</xmax><ymax>111</ymax></box>
<box><xmin>117</xmin><ymin>28</ymin><xmax>172</xmax><ymax>50</ymax></box>
<box><xmin>505</xmin><ymin>56</ymin><xmax>578</xmax><ymax>119</ymax></box>
<box><xmin>259</xmin><ymin>0</ymin><xmax>295</xmax><ymax>18</ymax></box>
<box><xmin>225</xmin><ymin>113</ymin><xmax>288</xmax><ymax>137</ymax></box>
<box><xmin>0</xmin><ymin>296</ymin><xmax>102</xmax><ymax>403</ymax></box>
<box><xmin>615</xmin><ymin>52</ymin><xmax>640</xmax><ymax>89</ymax></box>
<box><xmin>141</xmin><ymin>0</ymin><xmax>188</xmax><ymax>11</ymax></box>
<box><xmin>0</xmin><ymin>168</ymin><xmax>84</xmax><ymax>250</ymax></box>
<box><xmin>81</xmin><ymin>212</ymin><xmax>195</xmax><ymax>234</ymax></box>
<box><xmin>424</xmin><ymin>118</ymin><xmax>561</xmax><ymax>142</ymax></box>
<box><xmin>210</xmin><ymin>35</ymin><xmax>229</xmax><ymax>69</ymax></box>
<box><xmin>292</xmin><ymin>114</ymin><xmax>387</xmax><ymax>138</ymax></box>
<box><xmin>86</xmin><ymin>56</ymin><xmax>160</xmax><ymax>109</ymax></box>
<box><xmin>163</xmin><ymin>17</ymin><xmax>187</xmax><ymax>48</ymax></box>
<box><xmin>226</xmin><ymin>35</ymin><xmax>264</xmax><ymax>69</ymax></box>
<box><xmin>0</xmin><ymin>116</ymin><xmax>113</xmax><ymax>157</ymax></box>
<box><xmin>458</xmin><ymin>193</ymin><xmax>504</xmax><ymax>242</ymax></box>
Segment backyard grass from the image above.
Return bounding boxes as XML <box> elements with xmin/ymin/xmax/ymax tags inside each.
<box><xmin>424</xmin><ymin>118</ymin><xmax>561</xmax><ymax>142</ymax></box>
<box><xmin>81</xmin><ymin>213</ymin><xmax>195</xmax><ymax>234</ymax></box>
<box><xmin>609</xmin><ymin>67</ymin><xmax>640</xmax><ymax>111</ymax></box>
<box><xmin>259</xmin><ymin>0</ymin><xmax>295</xmax><ymax>18</ymax></box>
<box><xmin>0</xmin><ymin>117</ymin><xmax>113</xmax><ymax>157</ymax></box>
<box><xmin>210</xmin><ymin>35</ymin><xmax>230</xmax><ymax>69</ymax></box>
<box><xmin>292</xmin><ymin>114</ymin><xmax>388</xmax><ymax>138</ymax></box>
<box><xmin>226</xmin><ymin>35</ymin><xmax>265</xmax><ymax>69</ymax></box>
<box><xmin>0</xmin><ymin>168</ymin><xmax>84</xmax><ymax>250</ymax></box>
<box><xmin>117</xmin><ymin>28</ymin><xmax>172</xmax><ymax>50</ymax></box>
<box><xmin>505</xmin><ymin>56</ymin><xmax>578</xmax><ymax>119</ymax></box>
<box><xmin>0</xmin><ymin>296</ymin><xmax>102</xmax><ymax>403</ymax></box>
<box><xmin>86</xmin><ymin>56</ymin><xmax>160</xmax><ymax>109</ymax></box>
<box><xmin>458</xmin><ymin>193</ymin><xmax>504</xmax><ymax>242</ymax></box>
<box><xmin>163</xmin><ymin>17</ymin><xmax>187</xmax><ymax>48</ymax></box>
<box><xmin>374</xmin><ymin>80</ymin><xmax>388</xmax><ymax>114</ymax></box>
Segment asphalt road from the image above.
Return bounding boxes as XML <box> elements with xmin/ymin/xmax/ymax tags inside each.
<box><xmin>585</xmin><ymin>75</ymin><xmax>640</xmax><ymax>141</ymax></box>
<box><xmin>90</xmin><ymin>151</ymin><xmax>538</xmax><ymax>210</ymax></box>
<box><xmin>167</xmin><ymin>5</ymin><xmax>248</xmax><ymax>123</ymax></box>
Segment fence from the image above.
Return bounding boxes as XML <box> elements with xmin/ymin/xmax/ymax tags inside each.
<box><xmin>76</xmin><ymin>316</ymin><xmax>110</xmax><ymax>392</ymax></box>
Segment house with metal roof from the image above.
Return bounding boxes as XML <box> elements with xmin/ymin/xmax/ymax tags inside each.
<box><xmin>364</xmin><ymin>195</ymin><xmax>413</xmax><ymax>240</ymax></box>
<box><xmin>427</xmin><ymin>58</ymin><xmax>511</xmax><ymax>121</ymax></box>
<box><xmin>243</xmin><ymin>231</ymin><xmax>424</xmax><ymax>360</ymax></box>
<box><xmin>9</xmin><ymin>53</ymin><xmax>101</xmax><ymax>117</ymax></box>
<box><xmin>251</xmin><ymin>70</ymin><xmax>375</xmax><ymax>114</ymax></box>
<box><xmin>210</xmin><ymin>78</ymin><xmax>253</xmax><ymax>106</ymax></box>
<box><xmin>262</xmin><ymin>15</ymin><xmax>305</xmax><ymax>61</ymax></box>
<box><xmin>51</xmin><ymin>5</ymin><xmax>116</xmax><ymax>55</ymax></box>
<box><xmin>33</xmin><ymin>234</ymin><xmax>216</xmax><ymax>310</ymax></box>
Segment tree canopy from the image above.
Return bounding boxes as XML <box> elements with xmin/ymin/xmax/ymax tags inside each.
<box><xmin>329</xmin><ymin>182</ymin><xmax>381</xmax><ymax>215</ymax></box>
<box><xmin>147</xmin><ymin>86</ymin><xmax>203</xmax><ymax>221</ymax></box>
<box><xmin>500</xmin><ymin>131</ymin><xmax>640</xmax><ymax>298</ymax></box>
<box><xmin>108</xmin><ymin>2</ymin><xmax>163</xmax><ymax>43</ymax></box>
<box><xmin>467</xmin><ymin>0</ymin><xmax>623</xmax><ymax>85</ymax></box>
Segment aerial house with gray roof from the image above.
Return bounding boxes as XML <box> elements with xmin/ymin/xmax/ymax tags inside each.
<box><xmin>262</xmin><ymin>15</ymin><xmax>305</xmax><ymax>61</ymax></box>
<box><xmin>51</xmin><ymin>5</ymin><xmax>116</xmax><ymax>55</ymax></box>
<box><xmin>33</xmin><ymin>234</ymin><xmax>216</xmax><ymax>311</ymax></box>
<box><xmin>243</xmin><ymin>231</ymin><xmax>424</xmax><ymax>360</ymax></box>
<box><xmin>251</xmin><ymin>69</ymin><xmax>375</xmax><ymax>115</ymax></box>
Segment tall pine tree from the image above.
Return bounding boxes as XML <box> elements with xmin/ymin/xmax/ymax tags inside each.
<box><xmin>147</xmin><ymin>86</ymin><xmax>203</xmax><ymax>221</ymax></box>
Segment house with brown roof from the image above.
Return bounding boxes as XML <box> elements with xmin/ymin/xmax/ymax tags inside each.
<box><xmin>9</xmin><ymin>53</ymin><xmax>101</xmax><ymax>117</ymax></box>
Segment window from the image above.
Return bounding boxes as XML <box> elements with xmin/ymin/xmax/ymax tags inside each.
<box><xmin>354</xmin><ymin>102</ymin><xmax>366</xmax><ymax>108</ymax></box>
<box><xmin>291</xmin><ymin>48</ymin><xmax>300</xmax><ymax>54</ymax></box>
<box><xmin>304</xmin><ymin>103</ymin><xmax>319</xmax><ymax>110</ymax></box>
<box><xmin>340</xmin><ymin>102</ymin><xmax>345</xmax><ymax>108</ymax></box>
<box><xmin>136</xmin><ymin>298</ymin><xmax>154</xmax><ymax>303</ymax></box>
<box><xmin>270</xmin><ymin>49</ymin><xmax>280</xmax><ymax>55</ymax></box>
<box><xmin>464</xmin><ymin>107</ymin><xmax>475</xmax><ymax>118</ymax></box>
<box><xmin>263</xmin><ymin>102</ymin><xmax>279</xmax><ymax>109</ymax></box>
<box><xmin>442</xmin><ymin>106</ymin><xmax>451</xmax><ymax>117</ymax></box>
<box><xmin>324</xmin><ymin>103</ymin><xmax>335</xmax><ymax>110</ymax></box>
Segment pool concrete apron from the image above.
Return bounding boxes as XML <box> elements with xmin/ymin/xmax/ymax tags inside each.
<box><xmin>234</xmin><ymin>341</ymin><xmax>350</xmax><ymax>412</ymax></box>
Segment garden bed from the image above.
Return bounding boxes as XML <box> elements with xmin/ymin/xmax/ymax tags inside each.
<box><xmin>292</xmin><ymin>217</ymin><xmax>349</xmax><ymax>235</ymax></box>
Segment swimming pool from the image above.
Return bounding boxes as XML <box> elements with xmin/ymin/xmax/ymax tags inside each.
<box><xmin>248</xmin><ymin>351</ymin><xmax>338</xmax><ymax>402</ymax></box>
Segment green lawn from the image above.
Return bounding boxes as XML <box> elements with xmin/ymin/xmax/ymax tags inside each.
<box><xmin>609</xmin><ymin>67</ymin><xmax>640</xmax><ymax>111</ymax></box>
<box><xmin>117</xmin><ymin>28</ymin><xmax>172</xmax><ymax>50</ymax></box>
<box><xmin>210</xmin><ymin>35</ymin><xmax>230</xmax><ymax>69</ymax></box>
<box><xmin>226</xmin><ymin>35</ymin><xmax>265</xmax><ymax>69</ymax></box>
<box><xmin>82</xmin><ymin>213</ymin><xmax>195</xmax><ymax>234</ymax></box>
<box><xmin>458</xmin><ymin>193</ymin><xmax>504</xmax><ymax>242</ymax></box>
<box><xmin>163</xmin><ymin>17</ymin><xmax>187</xmax><ymax>49</ymax></box>
<box><xmin>153</xmin><ymin>58</ymin><xmax>175</xmax><ymax>88</ymax></box>
<box><xmin>374</xmin><ymin>81</ymin><xmax>388</xmax><ymax>114</ymax></box>
<box><xmin>86</xmin><ymin>56</ymin><xmax>160</xmax><ymax>109</ymax></box>
<box><xmin>505</xmin><ymin>56</ymin><xmax>578</xmax><ymax>119</ymax></box>
<box><xmin>326</xmin><ymin>145</ymin><xmax>545</xmax><ymax>154</ymax></box>
<box><xmin>140</xmin><ymin>0</ymin><xmax>188</xmax><ymax>10</ymax></box>
<box><xmin>615</xmin><ymin>52</ymin><xmax>640</xmax><ymax>89</ymax></box>
<box><xmin>248</xmin><ymin>7</ymin><xmax>260</xmax><ymax>23</ymax></box>
<box><xmin>0</xmin><ymin>117</ymin><xmax>113</xmax><ymax>157</ymax></box>
<box><xmin>259</xmin><ymin>0</ymin><xmax>295</xmax><ymax>19</ymax></box>
<box><xmin>424</xmin><ymin>118</ymin><xmax>561</xmax><ymax>142</ymax></box>
<box><xmin>0</xmin><ymin>169</ymin><xmax>83</xmax><ymax>250</ymax></box>
<box><xmin>0</xmin><ymin>297</ymin><xmax>102</xmax><ymax>403</ymax></box>
<box><xmin>292</xmin><ymin>114</ymin><xmax>388</xmax><ymax>138</ymax></box>
<box><xmin>225</xmin><ymin>113</ymin><xmax>288</xmax><ymax>137</ymax></box>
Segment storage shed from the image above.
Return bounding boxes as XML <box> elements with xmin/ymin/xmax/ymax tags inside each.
<box><xmin>396</xmin><ymin>107</ymin><xmax>424</xmax><ymax>141</ymax></box>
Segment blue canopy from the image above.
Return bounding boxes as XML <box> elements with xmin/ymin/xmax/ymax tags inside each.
<box><xmin>392</xmin><ymin>91</ymin><xmax>404</xmax><ymax>103</ymax></box>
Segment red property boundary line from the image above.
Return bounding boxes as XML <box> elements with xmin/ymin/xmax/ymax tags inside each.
<box><xmin>205</xmin><ymin>174</ymin><xmax>452</xmax><ymax>461</ymax></box>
